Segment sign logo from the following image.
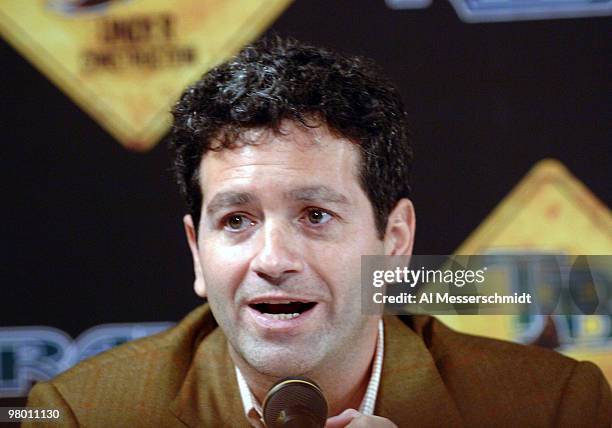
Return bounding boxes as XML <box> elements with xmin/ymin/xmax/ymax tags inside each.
<box><xmin>0</xmin><ymin>0</ymin><xmax>292</xmax><ymax>151</ymax></box>
<box><xmin>0</xmin><ymin>322</ymin><xmax>173</xmax><ymax>397</ymax></box>
<box><xmin>448</xmin><ymin>159</ymin><xmax>612</xmax><ymax>383</ymax></box>
<box><xmin>47</xmin><ymin>0</ymin><xmax>131</xmax><ymax>16</ymax></box>
<box><xmin>387</xmin><ymin>0</ymin><xmax>612</xmax><ymax>22</ymax></box>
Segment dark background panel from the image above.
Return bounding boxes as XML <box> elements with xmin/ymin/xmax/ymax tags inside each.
<box><xmin>1</xmin><ymin>0</ymin><xmax>610</xmax><ymax>338</ymax></box>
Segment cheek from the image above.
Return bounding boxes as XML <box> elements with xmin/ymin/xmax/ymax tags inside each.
<box><xmin>199</xmin><ymin>242</ymin><xmax>251</xmax><ymax>299</ymax></box>
<box><xmin>305</xmin><ymin>236</ymin><xmax>381</xmax><ymax>299</ymax></box>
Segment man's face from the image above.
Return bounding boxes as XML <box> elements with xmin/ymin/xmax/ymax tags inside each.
<box><xmin>187</xmin><ymin>122</ymin><xmax>386</xmax><ymax>377</ymax></box>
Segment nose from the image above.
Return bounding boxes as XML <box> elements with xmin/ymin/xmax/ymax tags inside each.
<box><xmin>250</xmin><ymin>221</ymin><xmax>303</xmax><ymax>284</ymax></box>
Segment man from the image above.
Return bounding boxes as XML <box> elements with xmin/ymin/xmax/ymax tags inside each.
<box><xmin>26</xmin><ymin>36</ymin><xmax>610</xmax><ymax>427</ymax></box>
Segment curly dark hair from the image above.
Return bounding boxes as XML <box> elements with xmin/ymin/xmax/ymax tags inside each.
<box><xmin>169</xmin><ymin>36</ymin><xmax>413</xmax><ymax>239</ymax></box>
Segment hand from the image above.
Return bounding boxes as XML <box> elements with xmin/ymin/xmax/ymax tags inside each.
<box><xmin>325</xmin><ymin>409</ymin><xmax>398</xmax><ymax>428</ymax></box>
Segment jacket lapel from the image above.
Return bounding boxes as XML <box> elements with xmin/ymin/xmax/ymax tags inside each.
<box><xmin>376</xmin><ymin>316</ymin><xmax>464</xmax><ymax>427</ymax></box>
<box><xmin>170</xmin><ymin>307</ymin><xmax>249</xmax><ymax>427</ymax></box>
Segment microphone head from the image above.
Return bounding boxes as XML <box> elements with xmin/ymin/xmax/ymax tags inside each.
<box><xmin>262</xmin><ymin>376</ymin><xmax>328</xmax><ymax>428</ymax></box>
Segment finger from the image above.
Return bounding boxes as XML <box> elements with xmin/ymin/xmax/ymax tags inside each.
<box><xmin>325</xmin><ymin>409</ymin><xmax>361</xmax><ymax>428</ymax></box>
<box><xmin>348</xmin><ymin>415</ymin><xmax>399</xmax><ymax>428</ymax></box>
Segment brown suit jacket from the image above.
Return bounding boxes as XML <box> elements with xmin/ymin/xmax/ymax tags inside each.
<box><xmin>25</xmin><ymin>304</ymin><xmax>611</xmax><ymax>427</ymax></box>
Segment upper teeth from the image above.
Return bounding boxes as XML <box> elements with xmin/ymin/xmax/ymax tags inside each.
<box><xmin>262</xmin><ymin>300</ymin><xmax>294</xmax><ymax>304</ymax></box>
<box><xmin>266</xmin><ymin>313</ymin><xmax>300</xmax><ymax>320</ymax></box>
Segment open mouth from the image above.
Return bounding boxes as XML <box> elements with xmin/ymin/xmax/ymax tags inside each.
<box><xmin>249</xmin><ymin>301</ymin><xmax>317</xmax><ymax>320</ymax></box>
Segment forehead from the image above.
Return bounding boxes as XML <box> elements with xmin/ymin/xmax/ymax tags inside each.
<box><xmin>198</xmin><ymin>122</ymin><xmax>362</xmax><ymax>199</ymax></box>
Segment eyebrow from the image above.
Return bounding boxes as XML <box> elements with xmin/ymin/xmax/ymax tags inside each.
<box><xmin>206</xmin><ymin>192</ymin><xmax>255</xmax><ymax>216</ymax></box>
<box><xmin>285</xmin><ymin>186</ymin><xmax>349</xmax><ymax>205</ymax></box>
<box><xmin>205</xmin><ymin>186</ymin><xmax>350</xmax><ymax>216</ymax></box>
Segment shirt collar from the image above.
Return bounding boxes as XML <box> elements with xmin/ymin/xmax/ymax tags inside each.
<box><xmin>235</xmin><ymin>319</ymin><xmax>385</xmax><ymax>427</ymax></box>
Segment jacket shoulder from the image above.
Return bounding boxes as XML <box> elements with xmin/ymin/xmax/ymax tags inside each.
<box><xmin>404</xmin><ymin>315</ymin><xmax>611</xmax><ymax>426</ymax></box>
<box><xmin>407</xmin><ymin>315</ymin><xmax>577</xmax><ymax>369</ymax></box>
<box><xmin>25</xmin><ymin>305</ymin><xmax>215</xmax><ymax>427</ymax></box>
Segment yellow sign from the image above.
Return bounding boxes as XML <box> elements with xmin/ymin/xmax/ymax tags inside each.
<box><xmin>457</xmin><ymin>159</ymin><xmax>612</xmax><ymax>255</ymax></box>
<box><xmin>440</xmin><ymin>159</ymin><xmax>612</xmax><ymax>381</ymax></box>
<box><xmin>0</xmin><ymin>0</ymin><xmax>292</xmax><ymax>151</ymax></box>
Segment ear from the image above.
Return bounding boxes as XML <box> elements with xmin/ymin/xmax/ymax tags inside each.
<box><xmin>383</xmin><ymin>199</ymin><xmax>416</xmax><ymax>256</ymax></box>
<box><xmin>183</xmin><ymin>215</ymin><xmax>206</xmax><ymax>298</ymax></box>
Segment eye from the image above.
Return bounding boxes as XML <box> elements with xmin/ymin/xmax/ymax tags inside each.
<box><xmin>223</xmin><ymin>214</ymin><xmax>255</xmax><ymax>232</ymax></box>
<box><xmin>304</xmin><ymin>208</ymin><xmax>333</xmax><ymax>226</ymax></box>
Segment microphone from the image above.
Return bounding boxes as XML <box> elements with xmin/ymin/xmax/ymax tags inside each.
<box><xmin>262</xmin><ymin>376</ymin><xmax>328</xmax><ymax>428</ymax></box>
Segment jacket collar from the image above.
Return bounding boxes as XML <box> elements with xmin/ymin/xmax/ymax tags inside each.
<box><xmin>169</xmin><ymin>305</ymin><xmax>249</xmax><ymax>427</ymax></box>
<box><xmin>170</xmin><ymin>305</ymin><xmax>463</xmax><ymax>427</ymax></box>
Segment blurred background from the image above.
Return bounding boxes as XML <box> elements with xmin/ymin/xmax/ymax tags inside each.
<box><xmin>1</xmin><ymin>0</ymin><xmax>610</xmax><ymax>405</ymax></box>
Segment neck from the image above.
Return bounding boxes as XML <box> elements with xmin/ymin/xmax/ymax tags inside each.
<box><xmin>229</xmin><ymin>317</ymin><xmax>380</xmax><ymax>417</ymax></box>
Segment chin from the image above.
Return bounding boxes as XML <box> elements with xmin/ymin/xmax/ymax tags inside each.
<box><xmin>243</xmin><ymin>346</ymin><xmax>322</xmax><ymax>378</ymax></box>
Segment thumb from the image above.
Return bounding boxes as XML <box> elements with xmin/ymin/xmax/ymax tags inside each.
<box><xmin>325</xmin><ymin>409</ymin><xmax>361</xmax><ymax>428</ymax></box>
